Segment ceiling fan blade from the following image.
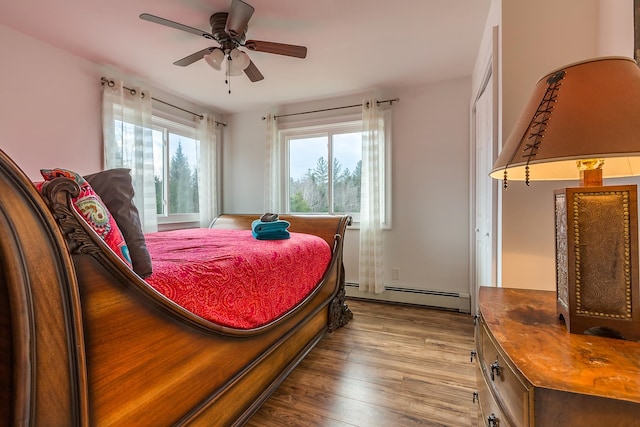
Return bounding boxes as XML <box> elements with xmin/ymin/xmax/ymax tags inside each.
<box><xmin>244</xmin><ymin>60</ymin><xmax>264</xmax><ymax>82</ymax></box>
<box><xmin>140</xmin><ymin>13</ymin><xmax>215</xmax><ymax>40</ymax></box>
<box><xmin>225</xmin><ymin>0</ymin><xmax>254</xmax><ymax>39</ymax></box>
<box><xmin>244</xmin><ymin>40</ymin><xmax>307</xmax><ymax>58</ymax></box>
<box><xmin>173</xmin><ymin>47</ymin><xmax>217</xmax><ymax>66</ymax></box>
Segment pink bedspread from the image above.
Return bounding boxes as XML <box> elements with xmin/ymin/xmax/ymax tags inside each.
<box><xmin>144</xmin><ymin>228</ymin><xmax>332</xmax><ymax>329</ymax></box>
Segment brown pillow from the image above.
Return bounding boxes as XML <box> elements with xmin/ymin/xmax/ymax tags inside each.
<box><xmin>84</xmin><ymin>169</ymin><xmax>153</xmax><ymax>278</ymax></box>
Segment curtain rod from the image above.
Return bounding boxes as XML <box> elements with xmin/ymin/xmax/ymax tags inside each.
<box><xmin>100</xmin><ymin>77</ymin><xmax>227</xmax><ymax>127</ymax></box>
<box><xmin>261</xmin><ymin>97</ymin><xmax>399</xmax><ymax>120</ymax></box>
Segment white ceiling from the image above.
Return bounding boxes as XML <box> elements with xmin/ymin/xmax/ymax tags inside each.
<box><xmin>0</xmin><ymin>0</ymin><xmax>491</xmax><ymax>114</ymax></box>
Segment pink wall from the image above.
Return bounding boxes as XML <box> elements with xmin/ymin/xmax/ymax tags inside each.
<box><xmin>0</xmin><ymin>24</ymin><xmax>103</xmax><ymax>180</ymax></box>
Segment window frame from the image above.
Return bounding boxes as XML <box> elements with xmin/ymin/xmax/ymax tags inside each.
<box><xmin>278</xmin><ymin>113</ymin><xmax>392</xmax><ymax>227</ymax></box>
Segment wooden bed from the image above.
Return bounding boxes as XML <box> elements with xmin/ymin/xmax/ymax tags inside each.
<box><xmin>0</xmin><ymin>148</ymin><xmax>352</xmax><ymax>426</ymax></box>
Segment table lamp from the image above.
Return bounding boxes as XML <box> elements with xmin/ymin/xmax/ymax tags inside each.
<box><xmin>490</xmin><ymin>56</ymin><xmax>640</xmax><ymax>340</ymax></box>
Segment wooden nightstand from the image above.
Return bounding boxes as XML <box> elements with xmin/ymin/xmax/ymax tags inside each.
<box><xmin>475</xmin><ymin>286</ymin><xmax>640</xmax><ymax>426</ymax></box>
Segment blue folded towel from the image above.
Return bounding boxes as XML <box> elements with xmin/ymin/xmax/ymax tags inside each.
<box><xmin>251</xmin><ymin>219</ymin><xmax>291</xmax><ymax>240</ymax></box>
<box><xmin>251</xmin><ymin>219</ymin><xmax>290</xmax><ymax>233</ymax></box>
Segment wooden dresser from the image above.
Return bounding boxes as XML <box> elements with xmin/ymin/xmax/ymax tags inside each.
<box><xmin>475</xmin><ymin>286</ymin><xmax>640</xmax><ymax>426</ymax></box>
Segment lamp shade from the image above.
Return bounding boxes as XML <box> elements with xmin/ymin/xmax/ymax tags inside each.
<box><xmin>204</xmin><ymin>48</ymin><xmax>224</xmax><ymax>71</ymax></box>
<box><xmin>491</xmin><ymin>57</ymin><xmax>640</xmax><ymax>182</ymax></box>
<box><xmin>228</xmin><ymin>48</ymin><xmax>250</xmax><ymax>75</ymax></box>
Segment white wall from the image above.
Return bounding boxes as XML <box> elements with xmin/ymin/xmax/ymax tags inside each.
<box><xmin>597</xmin><ymin>0</ymin><xmax>635</xmax><ymax>56</ymax></box>
<box><xmin>0</xmin><ymin>24</ymin><xmax>222</xmax><ymax>182</ymax></box>
<box><xmin>386</xmin><ymin>79</ymin><xmax>470</xmax><ymax>296</ymax></box>
<box><xmin>223</xmin><ymin>78</ymin><xmax>472</xmax><ymax>304</ymax></box>
<box><xmin>497</xmin><ymin>0</ymin><xmax>634</xmax><ymax>290</ymax></box>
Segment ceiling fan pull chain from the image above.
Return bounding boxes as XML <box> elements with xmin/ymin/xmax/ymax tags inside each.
<box><xmin>226</xmin><ymin>54</ymin><xmax>232</xmax><ymax>94</ymax></box>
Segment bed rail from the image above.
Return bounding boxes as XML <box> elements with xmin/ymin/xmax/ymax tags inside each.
<box><xmin>0</xmin><ymin>149</ymin><xmax>88</xmax><ymax>426</ymax></box>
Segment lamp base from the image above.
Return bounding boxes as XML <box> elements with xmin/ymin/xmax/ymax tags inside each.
<box><xmin>555</xmin><ymin>185</ymin><xmax>640</xmax><ymax>341</ymax></box>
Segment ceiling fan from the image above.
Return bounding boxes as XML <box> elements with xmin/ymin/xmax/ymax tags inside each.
<box><xmin>140</xmin><ymin>0</ymin><xmax>307</xmax><ymax>84</ymax></box>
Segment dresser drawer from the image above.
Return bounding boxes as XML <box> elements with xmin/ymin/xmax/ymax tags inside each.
<box><xmin>477</xmin><ymin>319</ymin><xmax>531</xmax><ymax>426</ymax></box>
<box><xmin>477</xmin><ymin>362</ymin><xmax>511</xmax><ymax>427</ymax></box>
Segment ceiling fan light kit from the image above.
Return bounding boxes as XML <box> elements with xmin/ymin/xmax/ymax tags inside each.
<box><xmin>140</xmin><ymin>0</ymin><xmax>307</xmax><ymax>92</ymax></box>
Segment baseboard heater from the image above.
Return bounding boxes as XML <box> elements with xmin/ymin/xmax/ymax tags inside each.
<box><xmin>345</xmin><ymin>282</ymin><xmax>471</xmax><ymax>313</ymax></box>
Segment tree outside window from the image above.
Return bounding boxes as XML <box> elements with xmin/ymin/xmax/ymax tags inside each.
<box><xmin>286</xmin><ymin>128</ymin><xmax>363</xmax><ymax>216</ymax></box>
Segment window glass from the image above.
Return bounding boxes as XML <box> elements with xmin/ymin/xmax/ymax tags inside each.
<box><xmin>289</xmin><ymin>136</ymin><xmax>329</xmax><ymax>212</ymax></box>
<box><xmin>331</xmin><ymin>132</ymin><xmax>362</xmax><ymax>214</ymax></box>
<box><xmin>152</xmin><ymin>116</ymin><xmax>200</xmax><ymax>223</ymax></box>
<box><xmin>168</xmin><ymin>133</ymin><xmax>199</xmax><ymax>214</ymax></box>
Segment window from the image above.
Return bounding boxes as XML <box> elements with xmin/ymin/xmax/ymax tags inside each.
<box><xmin>152</xmin><ymin>116</ymin><xmax>200</xmax><ymax>224</ymax></box>
<box><xmin>280</xmin><ymin>117</ymin><xmax>391</xmax><ymax>225</ymax></box>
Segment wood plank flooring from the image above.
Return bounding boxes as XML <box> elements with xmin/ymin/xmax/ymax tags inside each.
<box><xmin>246</xmin><ymin>299</ymin><xmax>478</xmax><ymax>427</ymax></box>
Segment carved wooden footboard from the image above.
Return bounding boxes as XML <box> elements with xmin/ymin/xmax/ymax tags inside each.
<box><xmin>0</xmin><ymin>148</ymin><xmax>352</xmax><ymax>426</ymax></box>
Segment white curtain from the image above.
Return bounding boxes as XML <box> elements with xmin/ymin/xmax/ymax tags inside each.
<box><xmin>196</xmin><ymin>114</ymin><xmax>219</xmax><ymax>227</ymax></box>
<box><xmin>102</xmin><ymin>79</ymin><xmax>157</xmax><ymax>233</ymax></box>
<box><xmin>359</xmin><ymin>98</ymin><xmax>385</xmax><ymax>293</ymax></box>
<box><xmin>264</xmin><ymin>113</ymin><xmax>282</xmax><ymax>212</ymax></box>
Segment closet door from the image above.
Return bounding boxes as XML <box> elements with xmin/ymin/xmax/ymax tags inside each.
<box><xmin>472</xmin><ymin>60</ymin><xmax>500</xmax><ymax>315</ymax></box>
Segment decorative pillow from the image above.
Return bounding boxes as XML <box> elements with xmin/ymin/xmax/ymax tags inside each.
<box><xmin>84</xmin><ymin>169</ymin><xmax>153</xmax><ymax>278</ymax></box>
<box><xmin>40</xmin><ymin>168</ymin><xmax>133</xmax><ymax>269</ymax></box>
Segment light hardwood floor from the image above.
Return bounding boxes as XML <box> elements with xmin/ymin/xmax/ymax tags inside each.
<box><xmin>246</xmin><ymin>299</ymin><xmax>478</xmax><ymax>427</ymax></box>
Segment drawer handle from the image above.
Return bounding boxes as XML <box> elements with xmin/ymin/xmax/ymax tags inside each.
<box><xmin>470</xmin><ymin>350</ymin><xmax>477</xmax><ymax>362</ymax></box>
<box><xmin>490</xmin><ymin>360</ymin><xmax>501</xmax><ymax>381</ymax></box>
<box><xmin>487</xmin><ymin>413</ymin><xmax>497</xmax><ymax>427</ymax></box>
<box><xmin>472</xmin><ymin>391</ymin><xmax>479</xmax><ymax>403</ymax></box>
<box><xmin>473</xmin><ymin>314</ymin><xmax>480</xmax><ymax>326</ymax></box>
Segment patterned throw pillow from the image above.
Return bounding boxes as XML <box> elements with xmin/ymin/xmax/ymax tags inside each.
<box><xmin>40</xmin><ymin>168</ymin><xmax>133</xmax><ymax>269</ymax></box>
